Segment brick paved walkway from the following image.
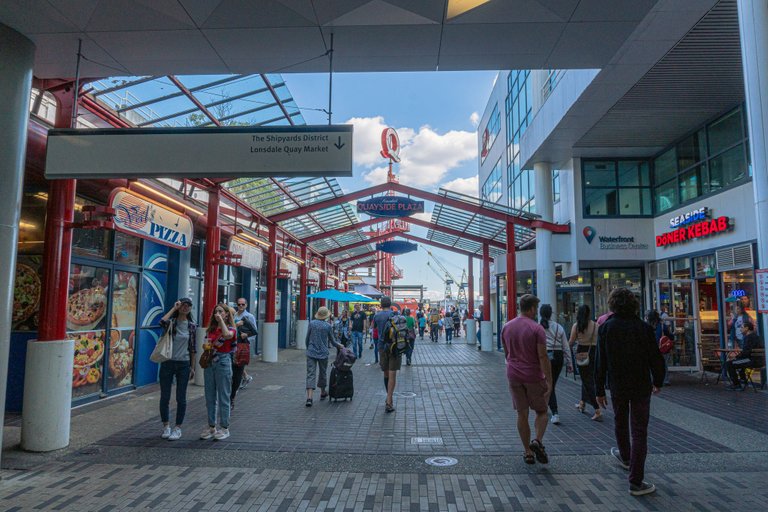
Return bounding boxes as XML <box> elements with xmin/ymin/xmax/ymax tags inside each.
<box><xmin>3</xmin><ymin>338</ymin><xmax>768</xmax><ymax>510</ymax></box>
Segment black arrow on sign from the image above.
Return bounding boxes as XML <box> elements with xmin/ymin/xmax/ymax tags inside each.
<box><xmin>334</xmin><ymin>136</ymin><xmax>345</xmax><ymax>150</ymax></box>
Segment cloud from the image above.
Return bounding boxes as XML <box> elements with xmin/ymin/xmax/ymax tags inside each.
<box><xmin>442</xmin><ymin>175</ymin><xmax>479</xmax><ymax>197</ymax></box>
<box><xmin>409</xmin><ymin>211</ymin><xmax>432</xmax><ymax>222</ymax></box>
<box><xmin>469</xmin><ymin>111</ymin><xmax>480</xmax><ymax>127</ymax></box>
<box><xmin>423</xmin><ymin>290</ymin><xmax>444</xmax><ymax>302</ymax></box>
<box><xmin>346</xmin><ymin>116</ymin><xmax>477</xmax><ymax>190</ymax></box>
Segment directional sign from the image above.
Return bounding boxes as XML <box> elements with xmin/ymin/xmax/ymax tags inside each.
<box><xmin>45</xmin><ymin>125</ymin><xmax>353</xmax><ymax>179</ymax></box>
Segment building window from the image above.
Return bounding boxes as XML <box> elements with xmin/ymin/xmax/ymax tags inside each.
<box><xmin>481</xmin><ymin>103</ymin><xmax>500</xmax><ymax>163</ymax></box>
<box><xmin>653</xmin><ymin>106</ymin><xmax>750</xmax><ymax>214</ymax></box>
<box><xmin>583</xmin><ymin>160</ymin><xmax>652</xmax><ymax>217</ymax></box>
<box><xmin>481</xmin><ymin>158</ymin><xmax>503</xmax><ymax>204</ymax></box>
<box><xmin>553</xmin><ymin>170</ymin><xmax>560</xmax><ymax>204</ymax></box>
<box><xmin>505</xmin><ymin>70</ymin><xmax>534</xmax><ymax>213</ymax></box>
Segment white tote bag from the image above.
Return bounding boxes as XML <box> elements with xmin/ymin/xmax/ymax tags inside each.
<box><xmin>150</xmin><ymin>320</ymin><xmax>174</xmax><ymax>363</ymax></box>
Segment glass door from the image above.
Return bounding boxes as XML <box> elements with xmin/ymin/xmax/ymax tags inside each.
<box><xmin>655</xmin><ymin>279</ymin><xmax>699</xmax><ymax>370</ymax></box>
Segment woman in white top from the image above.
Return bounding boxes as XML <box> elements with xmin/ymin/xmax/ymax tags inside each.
<box><xmin>540</xmin><ymin>304</ymin><xmax>572</xmax><ymax>425</ymax></box>
<box><xmin>569</xmin><ymin>304</ymin><xmax>603</xmax><ymax>421</ymax></box>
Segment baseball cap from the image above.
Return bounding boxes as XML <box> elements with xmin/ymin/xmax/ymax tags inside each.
<box><xmin>178</xmin><ymin>297</ymin><xmax>193</xmax><ymax>306</ymax></box>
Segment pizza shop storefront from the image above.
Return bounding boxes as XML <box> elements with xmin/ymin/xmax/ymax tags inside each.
<box><xmin>9</xmin><ymin>185</ymin><xmax>187</xmax><ymax>408</ymax></box>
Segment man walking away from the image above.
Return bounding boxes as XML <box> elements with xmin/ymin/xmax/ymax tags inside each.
<box><xmin>373</xmin><ymin>297</ymin><xmax>399</xmax><ymax>412</ymax></box>
<box><xmin>350</xmin><ymin>304</ymin><xmax>366</xmax><ymax>360</ymax></box>
<box><xmin>429</xmin><ymin>308</ymin><xmax>440</xmax><ymax>342</ymax></box>
<box><xmin>501</xmin><ymin>294</ymin><xmax>552</xmax><ymax>465</ymax></box>
<box><xmin>452</xmin><ymin>307</ymin><xmax>461</xmax><ymax>338</ymax></box>
<box><xmin>596</xmin><ymin>288</ymin><xmax>665</xmax><ymax>496</ymax></box>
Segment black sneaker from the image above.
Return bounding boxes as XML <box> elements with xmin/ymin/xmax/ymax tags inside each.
<box><xmin>629</xmin><ymin>482</ymin><xmax>656</xmax><ymax>496</ymax></box>
<box><xmin>610</xmin><ymin>448</ymin><xmax>629</xmax><ymax>470</ymax></box>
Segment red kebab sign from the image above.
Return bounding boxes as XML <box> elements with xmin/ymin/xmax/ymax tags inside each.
<box><xmin>656</xmin><ymin>207</ymin><xmax>732</xmax><ymax>248</ymax></box>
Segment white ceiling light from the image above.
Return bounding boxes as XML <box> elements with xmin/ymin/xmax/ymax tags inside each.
<box><xmin>446</xmin><ymin>0</ymin><xmax>492</xmax><ymax>20</ymax></box>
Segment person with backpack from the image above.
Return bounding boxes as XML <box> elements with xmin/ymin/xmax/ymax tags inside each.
<box><xmin>417</xmin><ymin>312</ymin><xmax>426</xmax><ymax>340</ymax></box>
<box><xmin>539</xmin><ymin>304</ymin><xmax>572</xmax><ymax>425</ymax></box>
<box><xmin>373</xmin><ymin>296</ymin><xmax>401</xmax><ymax>413</ymax></box>
<box><xmin>444</xmin><ymin>311</ymin><xmax>453</xmax><ymax>343</ymax></box>
<box><xmin>404</xmin><ymin>308</ymin><xmax>416</xmax><ymax>365</ymax></box>
<box><xmin>428</xmin><ymin>308</ymin><xmax>440</xmax><ymax>342</ymax></box>
<box><xmin>452</xmin><ymin>307</ymin><xmax>461</xmax><ymax>338</ymax></box>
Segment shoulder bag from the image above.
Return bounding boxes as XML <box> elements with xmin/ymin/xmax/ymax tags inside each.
<box><xmin>150</xmin><ymin>320</ymin><xmax>174</xmax><ymax>363</ymax></box>
<box><xmin>199</xmin><ymin>346</ymin><xmax>215</xmax><ymax>369</ymax></box>
<box><xmin>575</xmin><ymin>324</ymin><xmax>593</xmax><ymax>367</ymax></box>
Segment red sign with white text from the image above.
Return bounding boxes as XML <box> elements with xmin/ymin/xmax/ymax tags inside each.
<box><xmin>656</xmin><ymin>216</ymin><xmax>731</xmax><ymax>248</ymax></box>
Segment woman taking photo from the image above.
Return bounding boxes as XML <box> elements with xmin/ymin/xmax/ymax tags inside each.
<box><xmin>200</xmin><ymin>303</ymin><xmax>236</xmax><ymax>441</ymax></box>
<box><xmin>305</xmin><ymin>306</ymin><xmax>342</xmax><ymax>406</ymax></box>
<box><xmin>569</xmin><ymin>305</ymin><xmax>603</xmax><ymax>421</ymax></box>
<box><xmin>540</xmin><ymin>304</ymin><xmax>571</xmax><ymax>425</ymax></box>
<box><xmin>158</xmin><ymin>297</ymin><xmax>196</xmax><ymax>441</ymax></box>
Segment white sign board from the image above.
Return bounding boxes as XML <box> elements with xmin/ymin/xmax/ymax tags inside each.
<box><xmin>279</xmin><ymin>259</ymin><xmax>299</xmax><ymax>280</ymax></box>
<box><xmin>756</xmin><ymin>269</ymin><xmax>768</xmax><ymax>314</ymax></box>
<box><xmin>307</xmin><ymin>270</ymin><xmax>320</xmax><ymax>283</ymax></box>
<box><xmin>228</xmin><ymin>237</ymin><xmax>263</xmax><ymax>271</ymax></box>
<box><xmin>45</xmin><ymin>126</ymin><xmax>353</xmax><ymax>179</ymax></box>
<box><xmin>109</xmin><ymin>188</ymin><xmax>193</xmax><ymax>249</ymax></box>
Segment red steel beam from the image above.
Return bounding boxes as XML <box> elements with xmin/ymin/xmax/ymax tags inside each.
<box><xmin>399</xmin><ymin>233</ymin><xmax>481</xmax><ymax>259</ymax></box>
<box><xmin>332</xmin><ymin>250</ymin><xmax>377</xmax><ymax>267</ymax></box>
<box><xmin>323</xmin><ymin>231</ymin><xmax>395</xmax><ymax>256</ymax></box>
<box><xmin>404</xmin><ymin>217</ymin><xmax>506</xmax><ymax>249</ymax></box>
<box><xmin>267</xmin><ymin>181</ymin><xmax>569</xmax><ymax>233</ymax></box>
<box><xmin>268</xmin><ymin>182</ymin><xmax>390</xmax><ymax>222</ymax></box>
<box><xmin>303</xmin><ymin>217</ymin><xmax>384</xmax><ymax>243</ymax></box>
<box><xmin>341</xmin><ymin>256</ymin><xmax>385</xmax><ymax>271</ymax></box>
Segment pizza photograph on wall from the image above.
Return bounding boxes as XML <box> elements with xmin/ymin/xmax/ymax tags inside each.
<box><xmin>67</xmin><ymin>264</ymin><xmax>109</xmax><ymax>332</ymax></box>
<box><xmin>71</xmin><ymin>330</ymin><xmax>106</xmax><ymax>398</ymax></box>
<box><xmin>13</xmin><ymin>256</ymin><xmax>42</xmax><ymax>331</ymax></box>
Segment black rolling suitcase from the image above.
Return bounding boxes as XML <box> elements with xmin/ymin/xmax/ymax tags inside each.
<box><xmin>328</xmin><ymin>367</ymin><xmax>354</xmax><ymax>401</ymax></box>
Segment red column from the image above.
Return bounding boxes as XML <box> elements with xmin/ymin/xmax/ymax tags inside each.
<box><xmin>299</xmin><ymin>245</ymin><xmax>308</xmax><ymax>321</ymax></box>
<box><xmin>482</xmin><ymin>243</ymin><xmax>491</xmax><ymax>321</ymax></box>
<box><xmin>38</xmin><ymin>91</ymin><xmax>77</xmax><ymax>341</ymax></box>
<box><xmin>265</xmin><ymin>224</ymin><xmax>277</xmax><ymax>322</ymax></box>
<box><xmin>202</xmin><ymin>189</ymin><xmax>221</xmax><ymax>323</ymax></box>
<box><xmin>468</xmin><ymin>255</ymin><xmax>475</xmax><ymax>315</ymax></box>
<box><xmin>320</xmin><ymin>255</ymin><xmax>327</xmax><ymax>307</ymax></box>
<box><xmin>506</xmin><ymin>221</ymin><xmax>517</xmax><ymax>320</ymax></box>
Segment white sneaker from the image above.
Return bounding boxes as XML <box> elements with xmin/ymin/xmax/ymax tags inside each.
<box><xmin>550</xmin><ymin>414</ymin><xmax>560</xmax><ymax>425</ymax></box>
<box><xmin>168</xmin><ymin>427</ymin><xmax>182</xmax><ymax>441</ymax></box>
<box><xmin>200</xmin><ymin>427</ymin><xmax>216</xmax><ymax>440</ymax></box>
<box><xmin>161</xmin><ymin>426</ymin><xmax>172</xmax><ymax>439</ymax></box>
<box><xmin>214</xmin><ymin>428</ymin><xmax>230</xmax><ymax>440</ymax></box>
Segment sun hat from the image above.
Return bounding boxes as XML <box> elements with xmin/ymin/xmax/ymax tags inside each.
<box><xmin>315</xmin><ymin>307</ymin><xmax>331</xmax><ymax>320</ymax></box>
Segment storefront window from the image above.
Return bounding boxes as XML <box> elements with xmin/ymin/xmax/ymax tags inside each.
<box><xmin>68</xmin><ymin>264</ymin><xmax>110</xmax><ymax>399</ymax></box>
<box><xmin>671</xmin><ymin>258</ymin><xmax>690</xmax><ymax>279</ymax></box>
<box><xmin>114</xmin><ymin>232</ymin><xmax>141</xmax><ymax>265</ymax></box>
<box><xmin>693</xmin><ymin>255</ymin><xmax>716</xmax><ymax>278</ymax></box>
<box><xmin>109</xmin><ymin>271</ymin><xmax>138</xmax><ymax>390</ymax></box>
<box><xmin>72</xmin><ymin>197</ymin><xmax>112</xmax><ymax>259</ymax></box>
<box><xmin>584</xmin><ymin>159</ymin><xmax>652</xmax><ymax>217</ymax></box>
<box><xmin>592</xmin><ymin>269</ymin><xmax>642</xmax><ymax>316</ymax></box>
<box><xmin>721</xmin><ymin>269</ymin><xmax>757</xmax><ymax>343</ymax></box>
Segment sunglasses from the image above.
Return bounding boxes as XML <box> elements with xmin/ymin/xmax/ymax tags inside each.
<box><xmin>237</xmin><ymin>303</ymin><xmax>246</xmax><ymax>306</ymax></box>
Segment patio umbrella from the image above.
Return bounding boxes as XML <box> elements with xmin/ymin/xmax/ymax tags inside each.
<box><xmin>307</xmin><ymin>289</ymin><xmax>377</xmax><ymax>302</ymax></box>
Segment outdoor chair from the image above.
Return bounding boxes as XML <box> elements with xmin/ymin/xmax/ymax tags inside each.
<box><xmin>742</xmin><ymin>349</ymin><xmax>765</xmax><ymax>392</ymax></box>
<box><xmin>697</xmin><ymin>338</ymin><xmax>722</xmax><ymax>384</ymax></box>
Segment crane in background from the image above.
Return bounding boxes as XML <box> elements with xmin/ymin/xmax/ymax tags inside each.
<box><xmin>423</xmin><ymin>248</ymin><xmax>468</xmax><ymax>311</ymax></box>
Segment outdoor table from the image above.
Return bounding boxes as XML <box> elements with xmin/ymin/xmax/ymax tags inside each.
<box><xmin>714</xmin><ymin>348</ymin><xmax>740</xmax><ymax>383</ymax></box>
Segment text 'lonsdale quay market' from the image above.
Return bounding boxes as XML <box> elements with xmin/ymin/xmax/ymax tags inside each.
<box><xmin>2</xmin><ymin>1</ymin><xmax>768</xmax><ymax>510</ymax></box>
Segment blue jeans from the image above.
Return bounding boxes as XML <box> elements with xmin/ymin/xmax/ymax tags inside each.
<box><xmin>159</xmin><ymin>360</ymin><xmax>191</xmax><ymax>425</ymax></box>
<box><xmin>418</xmin><ymin>326</ymin><xmax>425</xmax><ymax>339</ymax></box>
<box><xmin>445</xmin><ymin>327</ymin><xmax>453</xmax><ymax>341</ymax></box>
<box><xmin>204</xmin><ymin>354</ymin><xmax>232</xmax><ymax>429</ymax></box>
<box><xmin>351</xmin><ymin>331</ymin><xmax>364</xmax><ymax>359</ymax></box>
<box><xmin>373</xmin><ymin>338</ymin><xmax>379</xmax><ymax>363</ymax></box>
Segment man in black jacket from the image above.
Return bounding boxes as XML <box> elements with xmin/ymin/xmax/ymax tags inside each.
<box><xmin>596</xmin><ymin>288</ymin><xmax>665</xmax><ymax>497</ymax></box>
<box><xmin>725</xmin><ymin>321</ymin><xmax>764</xmax><ymax>389</ymax></box>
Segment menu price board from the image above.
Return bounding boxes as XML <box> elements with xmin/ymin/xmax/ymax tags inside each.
<box><xmin>756</xmin><ymin>269</ymin><xmax>768</xmax><ymax>313</ymax></box>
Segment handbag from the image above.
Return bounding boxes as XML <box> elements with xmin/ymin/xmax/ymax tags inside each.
<box><xmin>575</xmin><ymin>345</ymin><xmax>590</xmax><ymax>367</ymax></box>
<box><xmin>659</xmin><ymin>335</ymin><xmax>674</xmax><ymax>354</ymax></box>
<box><xmin>234</xmin><ymin>342</ymin><xmax>251</xmax><ymax>366</ymax></box>
<box><xmin>150</xmin><ymin>320</ymin><xmax>174</xmax><ymax>363</ymax></box>
<box><xmin>199</xmin><ymin>347</ymin><xmax>215</xmax><ymax>369</ymax></box>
